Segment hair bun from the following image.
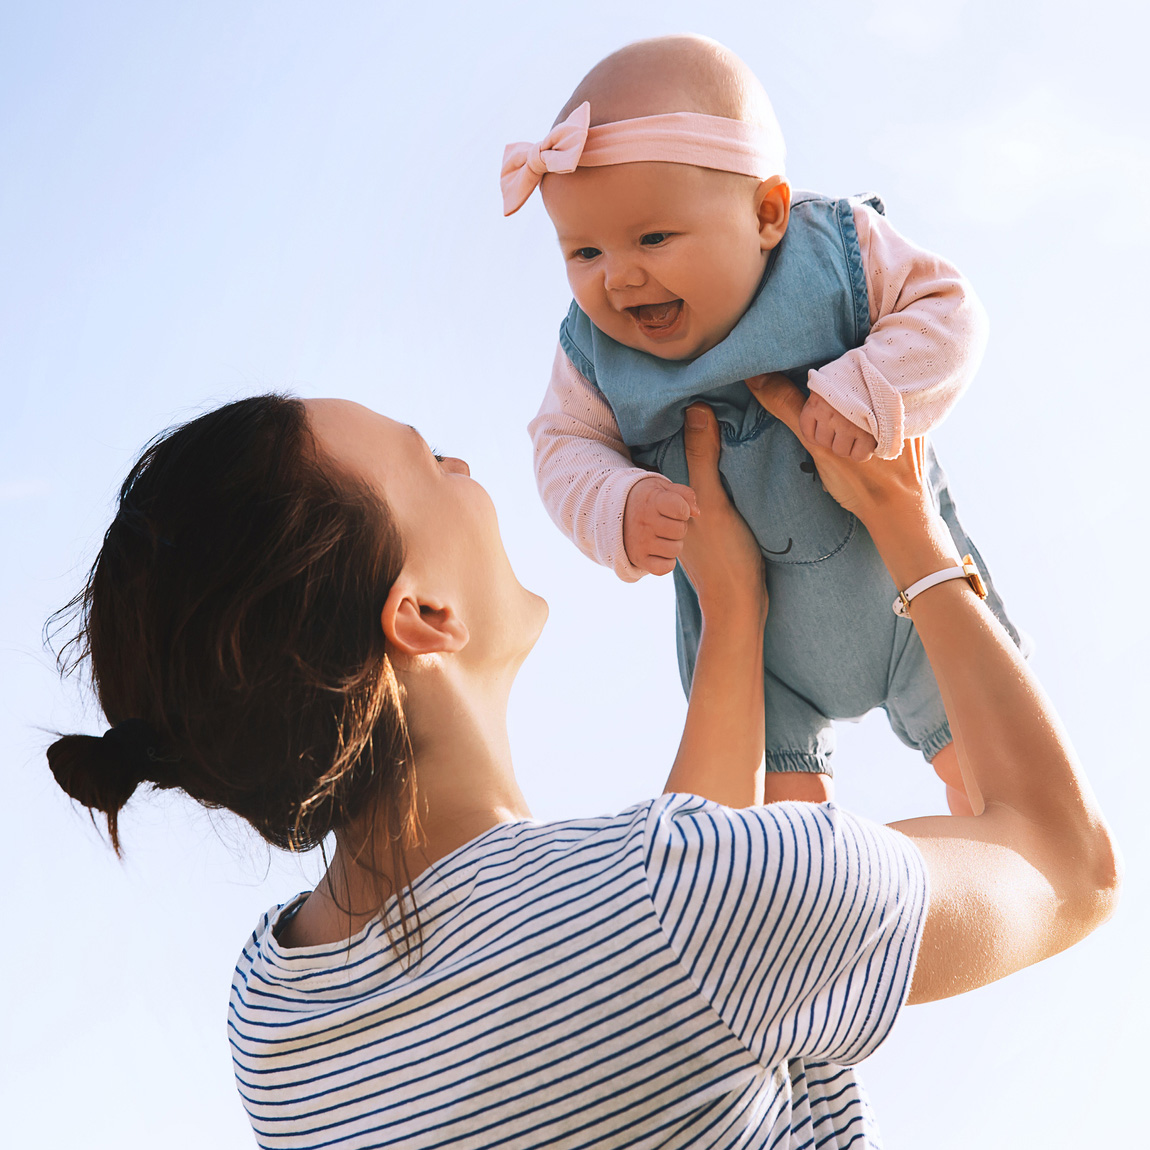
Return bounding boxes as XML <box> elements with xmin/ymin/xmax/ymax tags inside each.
<box><xmin>46</xmin><ymin>722</ymin><xmax>167</xmax><ymax>853</ymax></box>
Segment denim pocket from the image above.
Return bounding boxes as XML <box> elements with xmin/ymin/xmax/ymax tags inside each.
<box><xmin>650</xmin><ymin>417</ymin><xmax>856</xmax><ymax>566</ymax></box>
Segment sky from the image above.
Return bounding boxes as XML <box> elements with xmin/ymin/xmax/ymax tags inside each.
<box><xmin>2</xmin><ymin>1</ymin><xmax>1148</xmax><ymax>1146</ymax></box>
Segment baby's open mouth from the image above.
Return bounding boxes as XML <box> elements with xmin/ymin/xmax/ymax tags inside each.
<box><xmin>628</xmin><ymin>300</ymin><xmax>684</xmax><ymax>334</ymax></box>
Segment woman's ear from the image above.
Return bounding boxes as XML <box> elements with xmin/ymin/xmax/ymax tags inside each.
<box><xmin>755</xmin><ymin>177</ymin><xmax>791</xmax><ymax>251</ymax></box>
<box><xmin>380</xmin><ymin>579</ymin><xmax>470</xmax><ymax>657</ymax></box>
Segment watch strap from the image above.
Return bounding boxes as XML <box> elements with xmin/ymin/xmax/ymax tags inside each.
<box><xmin>893</xmin><ymin>554</ymin><xmax>987</xmax><ymax>618</ymax></box>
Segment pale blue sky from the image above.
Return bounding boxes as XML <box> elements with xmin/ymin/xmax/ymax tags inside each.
<box><xmin>2</xmin><ymin>2</ymin><xmax>1148</xmax><ymax>1146</ymax></box>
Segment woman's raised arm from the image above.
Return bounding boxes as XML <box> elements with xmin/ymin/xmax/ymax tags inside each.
<box><xmin>662</xmin><ymin>404</ymin><xmax>768</xmax><ymax>807</ymax></box>
<box><xmin>747</xmin><ymin>373</ymin><xmax>1122</xmax><ymax>1004</ymax></box>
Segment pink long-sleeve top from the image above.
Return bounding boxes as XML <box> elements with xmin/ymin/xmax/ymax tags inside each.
<box><xmin>528</xmin><ymin>203</ymin><xmax>989</xmax><ymax>582</ymax></box>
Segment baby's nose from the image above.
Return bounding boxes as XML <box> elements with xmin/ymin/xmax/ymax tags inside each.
<box><xmin>602</xmin><ymin>254</ymin><xmax>645</xmax><ymax>292</ymax></box>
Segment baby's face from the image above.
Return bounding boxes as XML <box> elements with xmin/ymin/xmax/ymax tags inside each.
<box><xmin>542</xmin><ymin>162</ymin><xmax>780</xmax><ymax>361</ymax></box>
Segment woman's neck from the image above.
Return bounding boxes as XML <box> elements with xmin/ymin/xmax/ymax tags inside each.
<box><xmin>280</xmin><ymin>655</ymin><xmax>531</xmax><ymax>947</ymax></box>
<box><xmin>407</xmin><ymin>659</ymin><xmax>533</xmax><ymax>853</ymax></box>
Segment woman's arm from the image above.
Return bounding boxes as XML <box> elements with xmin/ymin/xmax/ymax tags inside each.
<box><xmin>662</xmin><ymin>405</ymin><xmax>768</xmax><ymax>808</ymax></box>
<box><xmin>747</xmin><ymin>373</ymin><xmax>1122</xmax><ymax>1003</ymax></box>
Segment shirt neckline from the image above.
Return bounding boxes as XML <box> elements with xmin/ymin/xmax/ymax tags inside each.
<box><xmin>262</xmin><ymin>816</ymin><xmax>535</xmax><ymax>962</ymax></box>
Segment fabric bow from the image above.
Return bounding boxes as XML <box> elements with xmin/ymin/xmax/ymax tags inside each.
<box><xmin>501</xmin><ymin>102</ymin><xmax>591</xmax><ymax>216</ymax></box>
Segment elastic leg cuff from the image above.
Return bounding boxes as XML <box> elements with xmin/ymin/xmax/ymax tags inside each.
<box><xmin>918</xmin><ymin>722</ymin><xmax>954</xmax><ymax>763</ymax></box>
<box><xmin>764</xmin><ymin>749</ymin><xmax>834</xmax><ymax>777</ymax></box>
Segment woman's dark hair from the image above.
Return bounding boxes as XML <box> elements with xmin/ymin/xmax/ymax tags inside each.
<box><xmin>47</xmin><ymin>395</ymin><xmax>418</xmax><ymax>939</ymax></box>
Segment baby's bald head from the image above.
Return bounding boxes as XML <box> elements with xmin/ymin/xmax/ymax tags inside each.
<box><xmin>555</xmin><ymin>35</ymin><xmax>779</xmax><ymax>134</ymax></box>
<box><xmin>540</xmin><ymin>37</ymin><xmax>791</xmax><ymax>362</ymax></box>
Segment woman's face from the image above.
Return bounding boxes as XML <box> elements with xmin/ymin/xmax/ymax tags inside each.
<box><xmin>305</xmin><ymin>399</ymin><xmax>547</xmax><ymax>669</ymax></box>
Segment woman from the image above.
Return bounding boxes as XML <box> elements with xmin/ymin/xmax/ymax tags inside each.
<box><xmin>47</xmin><ymin>376</ymin><xmax>1119</xmax><ymax>1149</ymax></box>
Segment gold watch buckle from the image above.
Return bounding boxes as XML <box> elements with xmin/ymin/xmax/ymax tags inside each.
<box><xmin>962</xmin><ymin>554</ymin><xmax>988</xmax><ymax>600</ymax></box>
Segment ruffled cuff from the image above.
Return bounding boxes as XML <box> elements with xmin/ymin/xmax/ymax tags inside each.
<box><xmin>808</xmin><ymin>353</ymin><xmax>907</xmax><ymax>459</ymax></box>
<box><xmin>594</xmin><ymin>468</ymin><xmax>652</xmax><ymax>582</ymax></box>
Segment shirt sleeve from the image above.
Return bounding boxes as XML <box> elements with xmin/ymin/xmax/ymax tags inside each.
<box><xmin>527</xmin><ymin>343</ymin><xmax>652</xmax><ymax>582</ymax></box>
<box><xmin>806</xmin><ymin>203</ymin><xmax>990</xmax><ymax>459</ymax></box>
<box><xmin>643</xmin><ymin>795</ymin><xmax>928</xmax><ymax>1069</ymax></box>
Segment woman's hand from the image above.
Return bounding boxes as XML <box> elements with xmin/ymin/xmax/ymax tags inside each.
<box><xmin>746</xmin><ymin>374</ymin><xmax>932</xmax><ymax>528</ymax></box>
<box><xmin>677</xmin><ymin>404</ymin><xmax>766</xmax><ymax>625</ymax></box>
<box><xmin>746</xmin><ymin>374</ymin><xmax>959</xmax><ymax>594</ymax></box>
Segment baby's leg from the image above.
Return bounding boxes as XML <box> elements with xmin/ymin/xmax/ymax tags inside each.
<box><xmin>930</xmin><ymin>742</ymin><xmax>974</xmax><ymax>816</ymax></box>
<box><xmin>887</xmin><ymin>666</ymin><xmax>980</xmax><ymax>815</ymax></box>
<box><xmin>763</xmin><ymin>772</ymin><xmax>833</xmax><ymax>804</ymax></box>
<box><xmin>673</xmin><ymin>566</ymin><xmax>838</xmax><ymax>807</ymax></box>
<box><xmin>885</xmin><ymin>630</ymin><xmax>968</xmax><ymax>812</ymax></box>
<box><xmin>925</xmin><ymin>457</ymin><xmax>1028</xmax><ymax>814</ymax></box>
<box><xmin>760</xmin><ymin>677</ymin><xmax>838</xmax><ymax>804</ymax></box>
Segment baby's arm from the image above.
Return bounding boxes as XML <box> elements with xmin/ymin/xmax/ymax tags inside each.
<box><xmin>804</xmin><ymin>203</ymin><xmax>990</xmax><ymax>460</ymax></box>
<box><xmin>529</xmin><ymin>345</ymin><xmax>697</xmax><ymax>579</ymax></box>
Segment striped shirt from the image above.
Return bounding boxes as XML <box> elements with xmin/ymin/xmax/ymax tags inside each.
<box><xmin>229</xmin><ymin>795</ymin><xmax>928</xmax><ymax>1149</ymax></box>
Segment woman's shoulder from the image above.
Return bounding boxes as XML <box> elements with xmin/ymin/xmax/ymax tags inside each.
<box><xmin>239</xmin><ymin>799</ymin><xmax>916</xmax><ymax>963</ymax></box>
<box><xmin>643</xmin><ymin>793</ymin><xmax>876</xmax><ymax>853</ymax></box>
<box><xmin>643</xmin><ymin>796</ymin><xmax>928</xmax><ymax>928</ymax></box>
<box><xmin>233</xmin><ymin>800</ymin><xmax>672</xmax><ymax>980</ymax></box>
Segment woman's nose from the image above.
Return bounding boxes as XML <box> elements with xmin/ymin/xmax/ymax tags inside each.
<box><xmin>443</xmin><ymin>456</ymin><xmax>470</xmax><ymax>477</ymax></box>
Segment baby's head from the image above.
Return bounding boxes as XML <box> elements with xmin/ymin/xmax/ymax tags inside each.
<box><xmin>506</xmin><ymin>36</ymin><xmax>790</xmax><ymax>361</ymax></box>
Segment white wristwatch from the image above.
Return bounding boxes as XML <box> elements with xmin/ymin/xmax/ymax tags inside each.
<box><xmin>893</xmin><ymin>554</ymin><xmax>988</xmax><ymax>618</ymax></box>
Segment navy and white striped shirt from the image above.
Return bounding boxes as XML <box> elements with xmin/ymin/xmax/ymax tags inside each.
<box><xmin>229</xmin><ymin>796</ymin><xmax>927</xmax><ymax>1149</ymax></box>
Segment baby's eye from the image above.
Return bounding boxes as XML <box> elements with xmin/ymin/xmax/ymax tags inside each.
<box><xmin>640</xmin><ymin>232</ymin><xmax>671</xmax><ymax>246</ymax></box>
<box><xmin>429</xmin><ymin>445</ymin><xmax>446</xmax><ymax>464</ymax></box>
<box><xmin>572</xmin><ymin>246</ymin><xmax>602</xmax><ymax>261</ymax></box>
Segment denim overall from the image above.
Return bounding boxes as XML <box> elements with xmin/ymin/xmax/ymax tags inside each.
<box><xmin>560</xmin><ymin>191</ymin><xmax>1022</xmax><ymax>774</ymax></box>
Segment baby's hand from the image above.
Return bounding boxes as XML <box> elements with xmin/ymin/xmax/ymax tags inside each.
<box><xmin>623</xmin><ymin>474</ymin><xmax>700</xmax><ymax>576</ymax></box>
<box><xmin>799</xmin><ymin>392</ymin><xmax>878</xmax><ymax>462</ymax></box>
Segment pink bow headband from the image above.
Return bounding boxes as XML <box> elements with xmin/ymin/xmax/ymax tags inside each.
<box><xmin>501</xmin><ymin>101</ymin><xmax>786</xmax><ymax>216</ymax></box>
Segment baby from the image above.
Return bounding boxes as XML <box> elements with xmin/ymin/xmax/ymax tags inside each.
<box><xmin>504</xmin><ymin>35</ymin><xmax>1025</xmax><ymax>811</ymax></box>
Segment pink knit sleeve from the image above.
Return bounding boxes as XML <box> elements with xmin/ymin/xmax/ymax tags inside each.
<box><xmin>528</xmin><ymin>344</ymin><xmax>652</xmax><ymax>582</ymax></box>
<box><xmin>806</xmin><ymin>203</ymin><xmax>989</xmax><ymax>458</ymax></box>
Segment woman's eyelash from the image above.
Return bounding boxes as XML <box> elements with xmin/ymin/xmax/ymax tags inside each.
<box><xmin>429</xmin><ymin>446</ymin><xmax>446</xmax><ymax>463</ymax></box>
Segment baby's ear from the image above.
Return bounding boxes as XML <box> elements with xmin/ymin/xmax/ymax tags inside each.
<box><xmin>756</xmin><ymin>177</ymin><xmax>791</xmax><ymax>250</ymax></box>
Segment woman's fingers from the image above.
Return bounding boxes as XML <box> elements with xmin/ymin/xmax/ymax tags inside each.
<box><xmin>746</xmin><ymin>373</ymin><xmax>808</xmax><ymax>441</ymax></box>
<box><xmin>746</xmin><ymin>373</ymin><xmax>936</xmax><ymax>527</ymax></box>
<box><xmin>683</xmin><ymin>403</ymin><xmax>724</xmax><ymax>499</ymax></box>
<box><xmin>678</xmin><ymin>403</ymin><xmax>766</xmax><ymax>612</ymax></box>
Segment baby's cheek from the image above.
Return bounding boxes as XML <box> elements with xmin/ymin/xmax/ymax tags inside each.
<box><xmin>689</xmin><ymin>256</ymin><xmax>759</xmax><ymax>332</ymax></box>
<box><xmin>563</xmin><ymin>266</ymin><xmax>583</xmax><ymax>302</ymax></box>
<box><xmin>566</xmin><ymin>274</ymin><xmax>604</xmax><ymax>321</ymax></box>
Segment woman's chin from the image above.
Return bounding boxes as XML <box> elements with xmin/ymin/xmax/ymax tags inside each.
<box><xmin>521</xmin><ymin>588</ymin><xmax>549</xmax><ymax>650</ymax></box>
<box><xmin>504</xmin><ymin>587</ymin><xmax>548</xmax><ymax>669</ymax></box>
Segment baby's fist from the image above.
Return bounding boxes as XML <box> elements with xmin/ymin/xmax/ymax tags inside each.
<box><xmin>623</xmin><ymin>474</ymin><xmax>699</xmax><ymax>576</ymax></box>
<box><xmin>799</xmin><ymin>392</ymin><xmax>878</xmax><ymax>462</ymax></box>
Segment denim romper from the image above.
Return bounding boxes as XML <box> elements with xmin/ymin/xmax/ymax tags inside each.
<box><xmin>560</xmin><ymin>191</ymin><xmax>1023</xmax><ymax>774</ymax></box>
